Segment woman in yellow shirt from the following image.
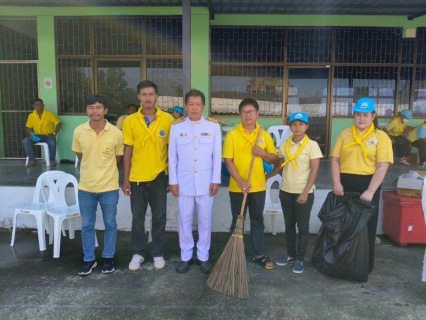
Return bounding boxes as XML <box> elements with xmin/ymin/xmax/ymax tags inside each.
<box><xmin>383</xmin><ymin>109</ymin><xmax>413</xmax><ymax>165</ymax></box>
<box><xmin>330</xmin><ymin>97</ymin><xmax>393</xmax><ymax>273</ymax></box>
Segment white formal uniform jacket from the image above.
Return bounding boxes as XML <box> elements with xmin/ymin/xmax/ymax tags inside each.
<box><xmin>168</xmin><ymin>117</ymin><xmax>222</xmax><ymax>196</ymax></box>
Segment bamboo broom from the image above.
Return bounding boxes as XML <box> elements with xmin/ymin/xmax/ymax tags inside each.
<box><xmin>206</xmin><ymin>126</ymin><xmax>264</xmax><ymax>299</ymax></box>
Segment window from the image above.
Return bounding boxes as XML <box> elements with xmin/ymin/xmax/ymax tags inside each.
<box><xmin>55</xmin><ymin>17</ymin><xmax>183</xmax><ymax>115</ymax></box>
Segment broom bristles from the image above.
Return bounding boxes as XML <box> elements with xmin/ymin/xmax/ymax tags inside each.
<box><xmin>206</xmin><ymin>216</ymin><xmax>249</xmax><ymax>299</ymax></box>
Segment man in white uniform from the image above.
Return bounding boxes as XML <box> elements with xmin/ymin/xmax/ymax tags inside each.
<box><xmin>168</xmin><ymin>89</ymin><xmax>222</xmax><ymax>274</ymax></box>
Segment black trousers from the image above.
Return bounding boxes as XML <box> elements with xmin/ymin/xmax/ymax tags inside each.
<box><xmin>340</xmin><ymin>173</ymin><xmax>381</xmax><ymax>273</ymax></box>
<box><xmin>279</xmin><ymin>190</ymin><xmax>314</xmax><ymax>261</ymax></box>
<box><xmin>129</xmin><ymin>171</ymin><xmax>168</xmax><ymax>258</ymax></box>
<box><xmin>411</xmin><ymin>140</ymin><xmax>426</xmax><ymax>164</ymax></box>
<box><xmin>392</xmin><ymin>135</ymin><xmax>411</xmax><ymax>157</ymax></box>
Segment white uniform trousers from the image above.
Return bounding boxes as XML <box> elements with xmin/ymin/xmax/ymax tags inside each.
<box><xmin>178</xmin><ymin>194</ymin><xmax>213</xmax><ymax>262</ymax></box>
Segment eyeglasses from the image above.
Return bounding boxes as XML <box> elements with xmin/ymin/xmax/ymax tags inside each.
<box><xmin>240</xmin><ymin>109</ymin><xmax>257</xmax><ymax>116</ymax></box>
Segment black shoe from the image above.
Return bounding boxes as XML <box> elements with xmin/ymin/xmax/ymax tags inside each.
<box><xmin>78</xmin><ymin>260</ymin><xmax>97</xmax><ymax>276</ymax></box>
<box><xmin>196</xmin><ymin>259</ymin><xmax>212</xmax><ymax>274</ymax></box>
<box><xmin>176</xmin><ymin>259</ymin><xmax>194</xmax><ymax>273</ymax></box>
<box><xmin>102</xmin><ymin>258</ymin><xmax>115</xmax><ymax>274</ymax></box>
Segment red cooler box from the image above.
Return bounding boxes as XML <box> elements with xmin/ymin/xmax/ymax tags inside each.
<box><xmin>382</xmin><ymin>191</ymin><xmax>426</xmax><ymax>246</ymax></box>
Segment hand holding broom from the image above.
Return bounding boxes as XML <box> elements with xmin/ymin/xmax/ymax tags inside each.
<box><xmin>206</xmin><ymin>126</ymin><xmax>264</xmax><ymax>300</ymax></box>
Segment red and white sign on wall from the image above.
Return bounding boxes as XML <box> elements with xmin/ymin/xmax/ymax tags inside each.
<box><xmin>44</xmin><ymin>78</ymin><xmax>52</xmax><ymax>89</ymax></box>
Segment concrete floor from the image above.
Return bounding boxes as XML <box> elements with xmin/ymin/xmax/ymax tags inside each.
<box><xmin>1</xmin><ymin>229</ymin><xmax>426</xmax><ymax>319</ymax></box>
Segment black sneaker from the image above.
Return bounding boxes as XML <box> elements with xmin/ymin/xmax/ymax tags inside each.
<box><xmin>78</xmin><ymin>260</ymin><xmax>97</xmax><ymax>276</ymax></box>
<box><xmin>102</xmin><ymin>258</ymin><xmax>115</xmax><ymax>274</ymax></box>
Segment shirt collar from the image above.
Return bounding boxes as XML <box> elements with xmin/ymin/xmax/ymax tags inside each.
<box><xmin>83</xmin><ymin>119</ymin><xmax>110</xmax><ymax>130</ymax></box>
<box><xmin>289</xmin><ymin>135</ymin><xmax>307</xmax><ymax>146</ymax></box>
<box><xmin>236</xmin><ymin>122</ymin><xmax>259</xmax><ymax>135</ymax></box>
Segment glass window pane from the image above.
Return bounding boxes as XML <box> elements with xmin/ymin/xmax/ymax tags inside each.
<box><xmin>0</xmin><ymin>63</ymin><xmax>38</xmax><ymax>111</ymax></box>
<box><xmin>401</xmin><ymin>39</ymin><xmax>415</xmax><ymax>64</ymax></box>
<box><xmin>97</xmin><ymin>61</ymin><xmax>141</xmax><ymax>115</ymax></box>
<box><xmin>413</xmin><ymin>67</ymin><xmax>426</xmax><ymax>117</ymax></box>
<box><xmin>0</xmin><ymin>19</ymin><xmax>38</xmax><ymax>60</ymax></box>
<box><xmin>398</xmin><ymin>67</ymin><xmax>412</xmax><ymax>114</ymax></box>
<box><xmin>211</xmin><ymin>27</ymin><xmax>284</xmax><ymax>63</ymax></box>
<box><xmin>55</xmin><ymin>18</ymin><xmax>91</xmax><ymax>55</ymax></box>
<box><xmin>333</xmin><ymin>66</ymin><xmax>397</xmax><ymax>116</ymax></box>
<box><xmin>211</xmin><ymin>65</ymin><xmax>283</xmax><ymax>116</ymax></box>
<box><xmin>417</xmin><ymin>28</ymin><xmax>426</xmax><ymax>64</ymax></box>
<box><xmin>2</xmin><ymin>112</ymin><xmax>30</xmax><ymax>158</ymax></box>
<box><xmin>93</xmin><ymin>17</ymin><xmax>143</xmax><ymax>55</ymax></box>
<box><xmin>335</xmin><ymin>28</ymin><xmax>400</xmax><ymax>64</ymax></box>
<box><xmin>146</xmin><ymin>59</ymin><xmax>183</xmax><ymax>110</ymax></box>
<box><xmin>145</xmin><ymin>18</ymin><xmax>182</xmax><ymax>55</ymax></box>
<box><xmin>58</xmin><ymin>58</ymin><xmax>92</xmax><ymax>114</ymax></box>
<box><xmin>287</xmin><ymin>28</ymin><xmax>332</xmax><ymax>63</ymax></box>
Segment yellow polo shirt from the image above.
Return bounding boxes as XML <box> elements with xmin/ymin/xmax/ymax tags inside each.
<box><xmin>115</xmin><ymin>114</ymin><xmax>127</xmax><ymax>130</ymax></box>
<box><xmin>223</xmin><ymin>123</ymin><xmax>277</xmax><ymax>193</ymax></box>
<box><xmin>331</xmin><ymin>127</ymin><xmax>393</xmax><ymax>175</ymax></box>
<box><xmin>123</xmin><ymin>106</ymin><xmax>173</xmax><ymax>182</ymax></box>
<box><xmin>407</xmin><ymin>123</ymin><xmax>426</xmax><ymax>142</ymax></box>
<box><xmin>279</xmin><ymin>136</ymin><xmax>323</xmax><ymax>194</ymax></box>
<box><xmin>385</xmin><ymin>117</ymin><xmax>406</xmax><ymax>137</ymax></box>
<box><xmin>72</xmin><ymin>120</ymin><xmax>124</xmax><ymax>192</ymax></box>
<box><xmin>26</xmin><ymin>109</ymin><xmax>61</xmax><ymax>135</ymax></box>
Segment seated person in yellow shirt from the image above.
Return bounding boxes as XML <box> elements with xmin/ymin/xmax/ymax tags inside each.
<box><xmin>23</xmin><ymin>98</ymin><xmax>61</xmax><ymax>167</ymax></box>
<box><xmin>407</xmin><ymin>121</ymin><xmax>426</xmax><ymax>168</ymax></box>
<box><xmin>267</xmin><ymin>112</ymin><xmax>323</xmax><ymax>274</ymax></box>
<box><xmin>223</xmin><ymin>98</ymin><xmax>277</xmax><ymax>270</ymax></box>
<box><xmin>169</xmin><ymin>105</ymin><xmax>184</xmax><ymax>120</ymax></box>
<box><xmin>383</xmin><ymin>109</ymin><xmax>413</xmax><ymax>165</ymax></box>
<box><xmin>116</xmin><ymin>104</ymin><xmax>138</xmax><ymax>130</ymax></box>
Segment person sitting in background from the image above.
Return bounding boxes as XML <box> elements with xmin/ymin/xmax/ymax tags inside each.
<box><xmin>116</xmin><ymin>104</ymin><xmax>138</xmax><ymax>130</ymax></box>
<box><xmin>23</xmin><ymin>98</ymin><xmax>62</xmax><ymax>167</ymax></box>
<box><xmin>407</xmin><ymin>120</ymin><xmax>426</xmax><ymax>168</ymax></box>
<box><xmin>169</xmin><ymin>106</ymin><xmax>184</xmax><ymax>120</ymax></box>
<box><xmin>384</xmin><ymin>109</ymin><xmax>413</xmax><ymax>166</ymax></box>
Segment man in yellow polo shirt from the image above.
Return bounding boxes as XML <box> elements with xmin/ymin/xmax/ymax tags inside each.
<box><xmin>72</xmin><ymin>94</ymin><xmax>124</xmax><ymax>276</ymax></box>
<box><xmin>122</xmin><ymin>80</ymin><xmax>174</xmax><ymax>271</ymax></box>
<box><xmin>223</xmin><ymin>98</ymin><xmax>277</xmax><ymax>270</ymax></box>
<box><xmin>23</xmin><ymin>98</ymin><xmax>62</xmax><ymax>167</ymax></box>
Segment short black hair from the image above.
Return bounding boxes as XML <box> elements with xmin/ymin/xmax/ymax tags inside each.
<box><xmin>184</xmin><ymin>89</ymin><xmax>205</xmax><ymax>105</ymax></box>
<box><xmin>127</xmin><ymin>103</ymin><xmax>138</xmax><ymax>110</ymax></box>
<box><xmin>239</xmin><ymin>98</ymin><xmax>259</xmax><ymax>113</ymax></box>
<box><xmin>32</xmin><ymin>98</ymin><xmax>43</xmax><ymax>105</ymax></box>
<box><xmin>85</xmin><ymin>94</ymin><xmax>108</xmax><ymax>108</ymax></box>
<box><xmin>137</xmin><ymin>80</ymin><xmax>158</xmax><ymax>95</ymax></box>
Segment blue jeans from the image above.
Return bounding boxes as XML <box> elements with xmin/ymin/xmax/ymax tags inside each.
<box><xmin>78</xmin><ymin>189</ymin><xmax>119</xmax><ymax>261</ymax></box>
<box><xmin>23</xmin><ymin>135</ymin><xmax>56</xmax><ymax>162</ymax></box>
<box><xmin>229</xmin><ymin>191</ymin><xmax>266</xmax><ymax>256</ymax></box>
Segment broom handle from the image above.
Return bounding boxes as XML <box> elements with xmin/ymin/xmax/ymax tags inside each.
<box><xmin>238</xmin><ymin>126</ymin><xmax>264</xmax><ymax>217</ymax></box>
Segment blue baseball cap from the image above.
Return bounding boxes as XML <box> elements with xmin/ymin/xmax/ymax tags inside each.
<box><xmin>289</xmin><ymin>111</ymin><xmax>309</xmax><ymax>124</ymax></box>
<box><xmin>172</xmin><ymin>106</ymin><xmax>183</xmax><ymax>114</ymax></box>
<box><xmin>353</xmin><ymin>97</ymin><xmax>375</xmax><ymax>113</ymax></box>
<box><xmin>400</xmin><ymin>109</ymin><xmax>413</xmax><ymax>120</ymax></box>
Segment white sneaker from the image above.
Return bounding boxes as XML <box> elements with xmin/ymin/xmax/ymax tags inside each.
<box><xmin>128</xmin><ymin>254</ymin><xmax>144</xmax><ymax>271</ymax></box>
<box><xmin>153</xmin><ymin>256</ymin><xmax>165</xmax><ymax>270</ymax></box>
<box><xmin>399</xmin><ymin>157</ymin><xmax>410</xmax><ymax>166</ymax></box>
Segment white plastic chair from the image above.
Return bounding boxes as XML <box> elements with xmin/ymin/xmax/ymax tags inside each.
<box><xmin>263</xmin><ymin>174</ymin><xmax>283</xmax><ymax>235</ymax></box>
<box><xmin>41</xmin><ymin>173</ymin><xmax>82</xmax><ymax>258</ymax></box>
<box><xmin>25</xmin><ymin>133</ymin><xmax>59</xmax><ymax>166</ymax></box>
<box><xmin>10</xmin><ymin>170</ymin><xmax>66</xmax><ymax>251</ymax></box>
<box><xmin>75</xmin><ymin>155</ymin><xmax>79</xmax><ymax>168</ymax></box>
<box><xmin>267</xmin><ymin>125</ymin><xmax>292</xmax><ymax>151</ymax></box>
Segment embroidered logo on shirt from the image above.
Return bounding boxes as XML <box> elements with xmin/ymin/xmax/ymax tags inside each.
<box><xmin>367</xmin><ymin>137</ymin><xmax>377</xmax><ymax>147</ymax></box>
<box><xmin>159</xmin><ymin>130</ymin><xmax>165</xmax><ymax>137</ymax></box>
<box><xmin>102</xmin><ymin>147</ymin><xmax>111</xmax><ymax>155</ymax></box>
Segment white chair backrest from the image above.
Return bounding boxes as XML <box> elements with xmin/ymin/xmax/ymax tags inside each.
<box><xmin>267</xmin><ymin>125</ymin><xmax>292</xmax><ymax>149</ymax></box>
<box><xmin>32</xmin><ymin>171</ymin><xmax>66</xmax><ymax>203</ymax></box>
<box><xmin>265</xmin><ymin>174</ymin><xmax>282</xmax><ymax>204</ymax></box>
<box><xmin>41</xmin><ymin>173</ymin><xmax>79</xmax><ymax>208</ymax></box>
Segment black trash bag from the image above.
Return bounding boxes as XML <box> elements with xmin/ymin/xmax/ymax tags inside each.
<box><xmin>311</xmin><ymin>191</ymin><xmax>375</xmax><ymax>282</ymax></box>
